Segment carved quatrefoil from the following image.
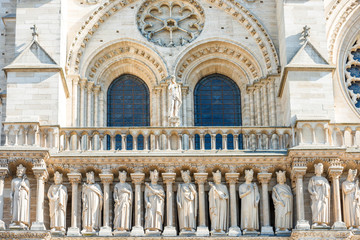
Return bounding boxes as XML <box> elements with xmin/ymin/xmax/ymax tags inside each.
<box><xmin>137</xmin><ymin>0</ymin><xmax>205</xmax><ymax>47</ymax></box>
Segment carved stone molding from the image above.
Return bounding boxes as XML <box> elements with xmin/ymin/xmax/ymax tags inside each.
<box><xmin>162</xmin><ymin>172</ymin><xmax>176</xmax><ymax>184</ymax></box>
<box><xmin>130</xmin><ymin>172</ymin><xmax>145</xmax><ymax>184</ymax></box>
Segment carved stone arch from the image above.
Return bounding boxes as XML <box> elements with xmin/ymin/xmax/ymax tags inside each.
<box><xmin>67</xmin><ymin>0</ymin><xmax>278</xmax><ymax>75</ymax></box>
<box><xmin>82</xmin><ymin>39</ymin><xmax>168</xmax><ymax>89</ymax></box>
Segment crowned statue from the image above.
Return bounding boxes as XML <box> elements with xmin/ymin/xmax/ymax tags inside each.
<box><xmin>308</xmin><ymin>163</ymin><xmax>330</xmax><ymax>229</ymax></box>
<box><xmin>9</xmin><ymin>164</ymin><xmax>30</xmax><ymax>230</ymax></box>
<box><xmin>82</xmin><ymin>171</ymin><xmax>103</xmax><ymax>235</ymax></box>
<box><xmin>48</xmin><ymin>171</ymin><xmax>68</xmax><ymax>233</ymax></box>
<box><xmin>177</xmin><ymin>170</ymin><xmax>197</xmax><ymax>235</ymax></box>
<box><xmin>272</xmin><ymin>170</ymin><xmax>293</xmax><ymax>234</ymax></box>
<box><xmin>113</xmin><ymin>171</ymin><xmax>133</xmax><ymax>235</ymax></box>
<box><xmin>239</xmin><ymin>169</ymin><xmax>260</xmax><ymax>234</ymax></box>
<box><xmin>342</xmin><ymin>169</ymin><xmax>360</xmax><ymax>229</ymax></box>
<box><xmin>209</xmin><ymin>170</ymin><xmax>229</xmax><ymax>235</ymax></box>
<box><xmin>144</xmin><ymin>170</ymin><xmax>165</xmax><ymax>235</ymax></box>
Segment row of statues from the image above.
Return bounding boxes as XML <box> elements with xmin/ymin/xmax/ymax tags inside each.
<box><xmin>7</xmin><ymin>163</ymin><xmax>360</xmax><ymax>236</ymax></box>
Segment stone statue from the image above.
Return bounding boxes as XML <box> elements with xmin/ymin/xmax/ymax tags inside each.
<box><xmin>208</xmin><ymin>170</ymin><xmax>229</xmax><ymax>235</ymax></box>
<box><xmin>48</xmin><ymin>171</ymin><xmax>68</xmax><ymax>233</ymax></box>
<box><xmin>9</xmin><ymin>164</ymin><xmax>30</xmax><ymax>230</ymax></box>
<box><xmin>144</xmin><ymin>170</ymin><xmax>165</xmax><ymax>234</ymax></box>
<box><xmin>113</xmin><ymin>171</ymin><xmax>132</xmax><ymax>233</ymax></box>
<box><xmin>239</xmin><ymin>169</ymin><xmax>260</xmax><ymax>234</ymax></box>
<box><xmin>168</xmin><ymin>75</ymin><xmax>182</xmax><ymax>120</ymax></box>
<box><xmin>308</xmin><ymin>163</ymin><xmax>330</xmax><ymax>228</ymax></box>
<box><xmin>177</xmin><ymin>170</ymin><xmax>197</xmax><ymax>235</ymax></box>
<box><xmin>272</xmin><ymin>170</ymin><xmax>293</xmax><ymax>233</ymax></box>
<box><xmin>342</xmin><ymin>169</ymin><xmax>360</xmax><ymax>229</ymax></box>
<box><xmin>82</xmin><ymin>171</ymin><xmax>103</xmax><ymax>234</ymax></box>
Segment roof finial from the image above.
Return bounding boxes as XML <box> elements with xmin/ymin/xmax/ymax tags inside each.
<box><xmin>30</xmin><ymin>24</ymin><xmax>38</xmax><ymax>41</ymax></box>
<box><xmin>300</xmin><ymin>25</ymin><xmax>310</xmax><ymax>43</ymax></box>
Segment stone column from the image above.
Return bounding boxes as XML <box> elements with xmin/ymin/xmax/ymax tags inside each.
<box><xmin>328</xmin><ymin>164</ymin><xmax>347</xmax><ymax>230</ymax></box>
<box><xmin>87</xmin><ymin>81</ymin><xmax>94</xmax><ymax>127</ymax></box>
<box><xmin>31</xmin><ymin>164</ymin><xmax>48</xmax><ymax>230</ymax></box>
<box><xmin>269</xmin><ymin>79</ymin><xmax>277</xmax><ymax>126</ymax></box>
<box><xmin>225</xmin><ymin>173</ymin><xmax>241</xmax><ymax>236</ymax></box>
<box><xmin>72</xmin><ymin>75</ymin><xmax>80</xmax><ymax>126</ymax></box>
<box><xmin>93</xmin><ymin>86</ymin><xmax>100</xmax><ymax>127</ymax></box>
<box><xmin>0</xmin><ymin>165</ymin><xmax>8</xmax><ymax>230</ymax></box>
<box><xmin>292</xmin><ymin>166</ymin><xmax>310</xmax><ymax>230</ymax></box>
<box><xmin>130</xmin><ymin>172</ymin><xmax>145</xmax><ymax>236</ymax></box>
<box><xmin>194</xmin><ymin>173</ymin><xmax>209</xmax><ymax>236</ymax></box>
<box><xmin>162</xmin><ymin>172</ymin><xmax>177</xmax><ymax>236</ymax></box>
<box><xmin>257</xmin><ymin>172</ymin><xmax>274</xmax><ymax>235</ymax></box>
<box><xmin>79</xmin><ymin>78</ymin><xmax>87</xmax><ymax>127</ymax></box>
<box><xmin>262</xmin><ymin>82</ymin><xmax>269</xmax><ymax>126</ymax></box>
<box><xmin>99</xmin><ymin>173</ymin><xmax>114</xmax><ymax>236</ymax></box>
<box><xmin>248</xmin><ymin>88</ymin><xmax>255</xmax><ymax>126</ymax></box>
<box><xmin>161</xmin><ymin>83</ymin><xmax>168</xmax><ymax>126</ymax></box>
<box><xmin>67</xmin><ymin>172</ymin><xmax>82</xmax><ymax>236</ymax></box>
<box><xmin>99</xmin><ymin>91</ymin><xmax>104</xmax><ymax>127</ymax></box>
<box><xmin>255</xmin><ymin>86</ymin><xmax>262</xmax><ymax>126</ymax></box>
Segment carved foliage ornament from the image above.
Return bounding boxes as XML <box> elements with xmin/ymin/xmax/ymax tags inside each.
<box><xmin>137</xmin><ymin>0</ymin><xmax>205</xmax><ymax>47</ymax></box>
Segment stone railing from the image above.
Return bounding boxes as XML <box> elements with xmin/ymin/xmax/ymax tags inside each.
<box><xmin>58</xmin><ymin>126</ymin><xmax>293</xmax><ymax>152</ymax></box>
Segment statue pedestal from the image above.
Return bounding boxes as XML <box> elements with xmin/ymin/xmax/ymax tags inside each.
<box><xmin>145</xmin><ymin>229</ymin><xmax>161</xmax><ymax>236</ymax></box>
<box><xmin>210</xmin><ymin>230</ymin><xmax>227</xmax><ymax>236</ymax></box>
<box><xmin>99</xmin><ymin>226</ymin><xmax>112</xmax><ymax>236</ymax></box>
<box><xmin>162</xmin><ymin>226</ymin><xmax>177</xmax><ymax>236</ymax></box>
<box><xmin>30</xmin><ymin>222</ymin><xmax>46</xmax><ymax>231</ymax></box>
<box><xmin>275</xmin><ymin>229</ymin><xmax>291</xmax><ymax>236</ymax></box>
<box><xmin>332</xmin><ymin>221</ymin><xmax>347</xmax><ymax>230</ymax></box>
<box><xmin>9</xmin><ymin>223</ymin><xmax>28</xmax><ymax>231</ymax></box>
<box><xmin>228</xmin><ymin>226</ymin><xmax>242</xmax><ymax>237</ymax></box>
<box><xmin>81</xmin><ymin>229</ymin><xmax>98</xmax><ymax>236</ymax></box>
<box><xmin>113</xmin><ymin>230</ymin><xmax>130</xmax><ymax>237</ymax></box>
<box><xmin>242</xmin><ymin>229</ymin><xmax>260</xmax><ymax>236</ymax></box>
<box><xmin>196</xmin><ymin>226</ymin><xmax>209</xmax><ymax>236</ymax></box>
<box><xmin>312</xmin><ymin>223</ymin><xmax>331</xmax><ymax>230</ymax></box>
<box><xmin>295</xmin><ymin>220</ymin><xmax>311</xmax><ymax>230</ymax></box>
<box><xmin>179</xmin><ymin>229</ymin><xmax>196</xmax><ymax>236</ymax></box>
<box><xmin>50</xmin><ymin>229</ymin><xmax>65</xmax><ymax>236</ymax></box>
<box><xmin>130</xmin><ymin>226</ymin><xmax>145</xmax><ymax>237</ymax></box>
<box><xmin>261</xmin><ymin>226</ymin><xmax>274</xmax><ymax>235</ymax></box>
<box><xmin>0</xmin><ymin>220</ymin><xmax>5</xmax><ymax>230</ymax></box>
<box><xmin>67</xmin><ymin>227</ymin><xmax>81</xmax><ymax>236</ymax></box>
<box><xmin>169</xmin><ymin>117</ymin><xmax>180</xmax><ymax>127</ymax></box>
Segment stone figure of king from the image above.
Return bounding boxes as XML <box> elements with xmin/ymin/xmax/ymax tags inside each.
<box><xmin>177</xmin><ymin>170</ymin><xmax>197</xmax><ymax>234</ymax></box>
<box><xmin>82</xmin><ymin>171</ymin><xmax>103</xmax><ymax>234</ymax></box>
<box><xmin>342</xmin><ymin>169</ymin><xmax>360</xmax><ymax>229</ymax></box>
<box><xmin>48</xmin><ymin>171</ymin><xmax>68</xmax><ymax>233</ymax></box>
<box><xmin>10</xmin><ymin>164</ymin><xmax>30</xmax><ymax>230</ymax></box>
<box><xmin>208</xmin><ymin>170</ymin><xmax>229</xmax><ymax>235</ymax></box>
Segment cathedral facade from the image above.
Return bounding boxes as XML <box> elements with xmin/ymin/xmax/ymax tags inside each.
<box><xmin>0</xmin><ymin>0</ymin><xmax>360</xmax><ymax>239</ymax></box>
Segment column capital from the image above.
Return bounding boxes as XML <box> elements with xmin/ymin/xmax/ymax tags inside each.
<box><xmin>93</xmin><ymin>85</ymin><xmax>101</xmax><ymax>94</ymax></box>
<box><xmin>194</xmin><ymin>172</ymin><xmax>208</xmax><ymax>184</ymax></box>
<box><xmin>68</xmin><ymin>172</ymin><xmax>82</xmax><ymax>184</ymax></box>
<box><xmin>32</xmin><ymin>167</ymin><xmax>48</xmax><ymax>181</ymax></box>
<box><xmin>291</xmin><ymin>166</ymin><xmax>307</xmax><ymax>180</ymax></box>
<box><xmin>257</xmin><ymin>172</ymin><xmax>272</xmax><ymax>184</ymax></box>
<box><xmin>99</xmin><ymin>173</ymin><xmax>114</xmax><ymax>184</ymax></box>
<box><xmin>162</xmin><ymin>172</ymin><xmax>176</xmax><ymax>184</ymax></box>
<box><xmin>71</xmin><ymin>75</ymin><xmax>80</xmax><ymax>85</ymax></box>
<box><xmin>328</xmin><ymin>165</ymin><xmax>344</xmax><ymax>179</ymax></box>
<box><xmin>225</xmin><ymin>172</ymin><xmax>240</xmax><ymax>184</ymax></box>
<box><xmin>0</xmin><ymin>166</ymin><xmax>8</xmax><ymax>178</ymax></box>
<box><xmin>87</xmin><ymin>81</ymin><xmax>94</xmax><ymax>91</ymax></box>
<box><xmin>79</xmin><ymin>78</ymin><xmax>87</xmax><ymax>88</ymax></box>
<box><xmin>130</xmin><ymin>172</ymin><xmax>145</xmax><ymax>184</ymax></box>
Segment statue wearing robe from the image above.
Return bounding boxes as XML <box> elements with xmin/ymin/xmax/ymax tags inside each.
<box><xmin>308</xmin><ymin>175</ymin><xmax>330</xmax><ymax>226</ymax></box>
<box><xmin>272</xmin><ymin>183</ymin><xmax>293</xmax><ymax>231</ymax></box>
<box><xmin>177</xmin><ymin>182</ymin><xmax>197</xmax><ymax>232</ymax></box>
<box><xmin>342</xmin><ymin>169</ymin><xmax>360</xmax><ymax>229</ymax></box>
<box><xmin>82</xmin><ymin>180</ymin><xmax>103</xmax><ymax>232</ymax></box>
<box><xmin>113</xmin><ymin>182</ymin><xmax>132</xmax><ymax>231</ymax></box>
<box><xmin>10</xmin><ymin>173</ymin><xmax>30</xmax><ymax>228</ymax></box>
<box><xmin>209</xmin><ymin>182</ymin><xmax>229</xmax><ymax>233</ymax></box>
<box><xmin>168</xmin><ymin>75</ymin><xmax>182</xmax><ymax>118</ymax></box>
<box><xmin>144</xmin><ymin>182</ymin><xmax>165</xmax><ymax>232</ymax></box>
<box><xmin>239</xmin><ymin>182</ymin><xmax>260</xmax><ymax>231</ymax></box>
<box><xmin>48</xmin><ymin>180</ymin><xmax>68</xmax><ymax>231</ymax></box>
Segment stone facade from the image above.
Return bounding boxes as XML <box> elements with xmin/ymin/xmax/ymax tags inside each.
<box><xmin>1</xmin><ymin>0</ymin><xmax>360</xmax><ymax>239</ymax></box>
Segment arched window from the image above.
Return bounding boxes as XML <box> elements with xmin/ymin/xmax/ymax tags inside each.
<box><xmin>107</xmin><ymin>74</ymin><xmax>150</xmax><ymax>127</ymax></box>
<box><xmin>194</xmin><ymin>74</ymin><xmax>242</xmax><ymax>126</ymax></box>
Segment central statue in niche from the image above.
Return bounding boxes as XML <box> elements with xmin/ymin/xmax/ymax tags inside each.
<box><xmin>208</xmin><ymin>170</ymin><xmax>229</xmax><ymax>235</ymax></box>
<box><xmin>82</xmin><ymin>171</ymin><xmax>103</xmax><ymax>235</ymax></box>
<box><xmin>168</xmin><ymin>75</ymin><xmax>182</xmax><ymax>126</ymax></box>
<box><xmin>144</xmin><ymin>170</ymin><xmax>165</xmax><ymax>235</ymax></box>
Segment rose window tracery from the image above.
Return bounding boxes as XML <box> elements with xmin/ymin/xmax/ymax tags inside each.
<box><xmin>137</xmin><ymin>0</ymin><xmax>205</xmax><ymax>47</ymax></box>
<box><xmin>345</xmin><ymin>35</ymin><xmax>360</xmax><ymax>109</ymax></box>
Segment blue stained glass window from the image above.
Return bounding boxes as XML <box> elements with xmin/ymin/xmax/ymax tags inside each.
<box><xmin>194</xmin><ymin>74</ymin><xmax>242</xmax><ymax>126</ymax></box>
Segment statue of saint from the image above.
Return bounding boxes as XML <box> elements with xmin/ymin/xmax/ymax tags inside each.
<box><xmin>308</xmin><ymin>163</ymin><xmax>330</xmax><ymax>228</ymax></box>
<box><xmin>168</xmin><ymin>75</ymin><xmax>182</xmax><ymax>119</ymax></box>
<box><xmin>342</xmin><ymin>169</ymin><xmax>360</xmax><ymax>229</ymax></box>
<box><xmin>239</xmin><ymin>169</ymin><xmax>260</xmax><ymax>233</ymax></box>
<box><xmin>48</xmin><ymin>171</ymin><xmax>68</xmax><ymax>233</ymax></box>
<box><xmin>272</xmin><ymin>170</ymin><xmax>293</xmax><ymax>233</ymax></box>
<box><xmin>144</xmin><ymin>170</ymin><xmax>165</xmax><ymax>234</ymax></box>
<box><xmin>81</xmin><ymin>171</ymin><xmax>103</xmax><ymax>234</ymax></box>
<box><xmin>177</xmin><ymin>170</ymin><xmax>197</xmax><ymax>234</ymax></box>
<box><xmin>208</xmin><ymin>170</ymin><xmax>229</xmax><ymax>235</ymax></box>
<box><xmin>113</xmin><ymin>171</ymin><xmax>132</xmax><ymax>232</ymax></box>
<box><xmin>9</xmin><ymin>164</ymin><xmax>30</xmax><ymax>230</ymax></box>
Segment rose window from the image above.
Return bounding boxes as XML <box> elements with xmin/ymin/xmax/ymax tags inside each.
<box><xmin>137</xmin><ymin>0</ymin><xmax>205</xmax><ymax>47</ymax></box>
<box><xmin>345</xmin><ymin>35</ymin><xmax>360</xmax><ymax>109</ymax></box>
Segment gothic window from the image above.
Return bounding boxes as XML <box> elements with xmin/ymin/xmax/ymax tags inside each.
<box><xmin>345</xmin><ymin>36</ymin><xmax>360</xmax><ymax>109</ymax></box>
